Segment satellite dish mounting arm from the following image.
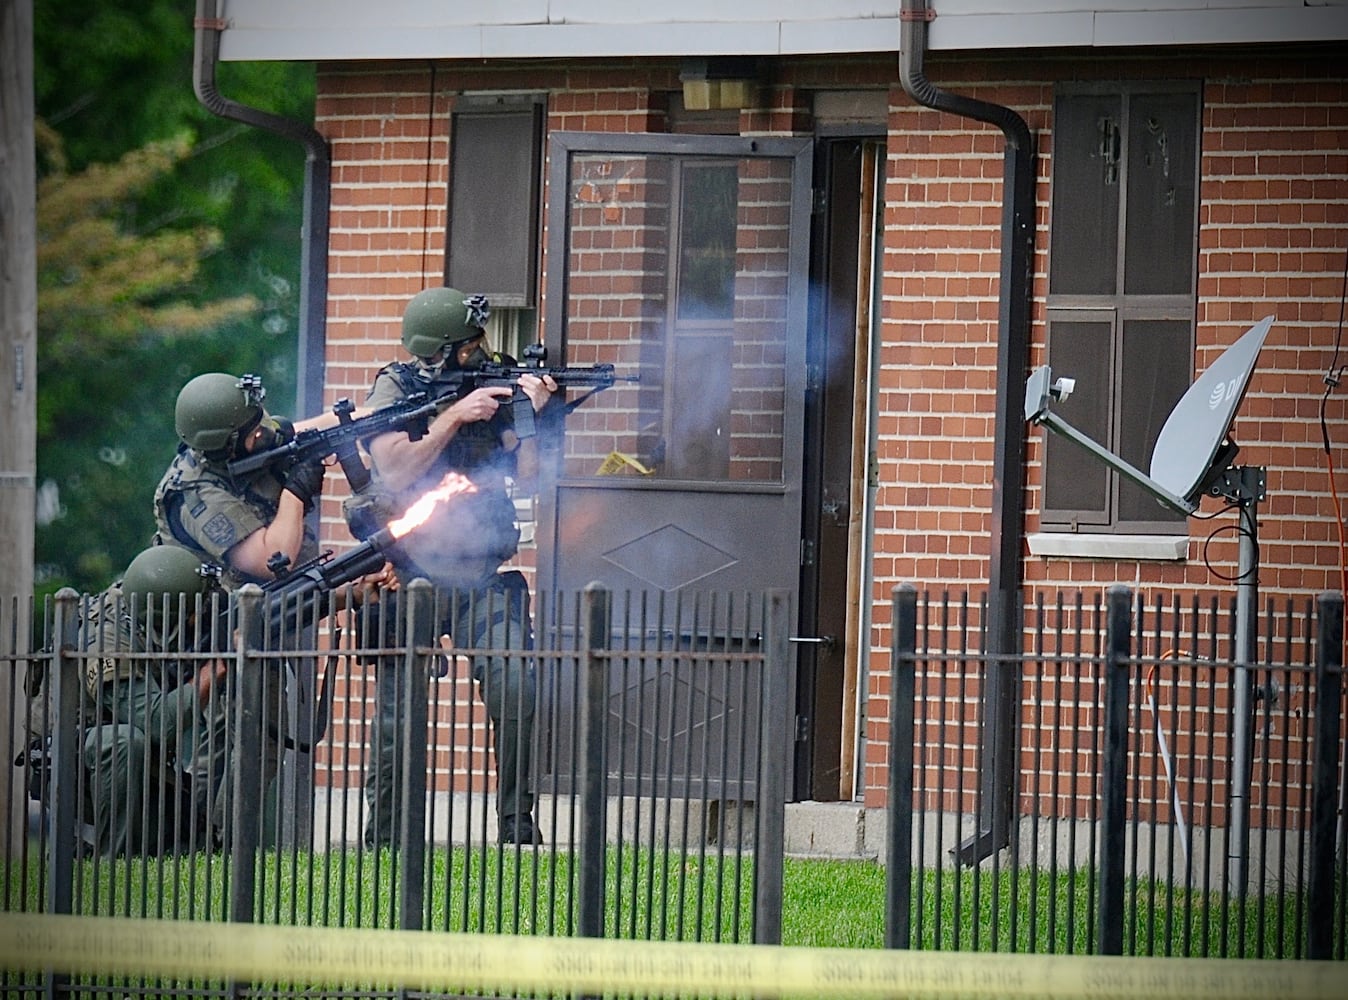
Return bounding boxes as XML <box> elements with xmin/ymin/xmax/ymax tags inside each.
<box><xmin>1023</xmin><ymin>365</ymin><xmax>1199</xmax><ymax>515</ymax></box>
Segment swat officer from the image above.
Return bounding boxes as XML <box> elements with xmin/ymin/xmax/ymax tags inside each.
<box><xmin>153</xmin><ymin>372</ymin><xmax>328</xmax><ymax>589</ymax></box>
<box><xmin>81</xmin><ymin>545</ymin><xmax>225</xmax><ymax>855</ymax></box>
<box><xmin>357</xmin><ymin>286</ymin><xmax>557</xmax><ymax>847</ymax></box>
<box><xmin>151</xmin><ymin>371</ymin><xmax>386</xmax><ymax>844</ymax></box>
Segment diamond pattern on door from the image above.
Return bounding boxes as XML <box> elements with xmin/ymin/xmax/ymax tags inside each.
<box><xmin>602</xmin><ymin>524</ymin><xmax>738</xmax><ymax>592</ymax></box>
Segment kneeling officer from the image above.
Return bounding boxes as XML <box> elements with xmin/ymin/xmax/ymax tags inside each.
<box><xmin>81</xmin><ymin>545</ymin><xmax>226</xmax><ymax>855</ymax></box>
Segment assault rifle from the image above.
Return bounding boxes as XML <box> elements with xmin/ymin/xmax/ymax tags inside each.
<box><xmin>191</xmin><ymin>525</ymin><xmax>411</xmax><ymax>755</ymax></box>
<box><xmin>433</xmin><ymin>344</ymin><xmax>640</xmax><ymax>439</ymax></box>
<box><xmin>227</xmin><ymin>346</ymin><xmax>636</xmax><ymax>488</ymax></box>
<box><xmin>226</xmin><ymin>393</ymin><xmax>441</xmax><ymax>492</ymax></box>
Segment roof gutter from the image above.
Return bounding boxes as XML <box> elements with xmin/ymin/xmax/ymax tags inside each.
<box><xmin>899</xmin><ymin>0</ymin><xmax>1036</xmax><ymax>866</ymax></box>
<box><xmin>193</xmin><ymin>0</ymin><xmax>330</xmax><ymax>417</ymax></box>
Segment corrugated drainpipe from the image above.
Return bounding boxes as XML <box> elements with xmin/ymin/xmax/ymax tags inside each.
<box><xmin>193</xmin><ymin>0</ymin><xmax>330</xmax><ymax>418</ymax></box>
<box><xmin>899</xmin><ymin>0</ymin><xmax>1035</xmax><ymax>866</ymax></box>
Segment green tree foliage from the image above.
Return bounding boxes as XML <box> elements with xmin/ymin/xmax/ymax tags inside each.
<box><xmin>34</xmin><ymin>123</ymin><xmax>259</xmax><ymax>590</ymax></box>
<box><xmin>35</xmin><ymin>124</ymin><xmax>257</xmax><ymax>379</ymax></box>
<box><xmin>34</xmin><ymin>1</ymin><xmax>315</xmax><ymax>594</ymax></box>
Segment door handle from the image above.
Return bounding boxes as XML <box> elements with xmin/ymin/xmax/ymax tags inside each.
<box><xmin>788</xmin><ymin>635</ymin><xmax>836</xmax><ymax>652</ymax></box>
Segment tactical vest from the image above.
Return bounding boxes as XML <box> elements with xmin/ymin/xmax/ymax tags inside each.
<box><xmin>152</xmin><ymin>445</ymin><xmax>312</xmax><ymax>590</ymax></box>
<box><xmin>360</xmin><ymin>359</ymin><xmax>523</xmax><ymax>584</ymax></box>
<box><xmin>81</xmin><ymin>584</ymin><xmax>144</xmax><ymax>698</ymax></box>
<box><xmin>376</xmin><ymin>359</ymin><xmax>520</xmax><ymax>489</ymax></box>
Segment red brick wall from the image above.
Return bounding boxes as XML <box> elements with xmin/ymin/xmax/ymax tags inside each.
<box><xmin>876</xmin><ymin>54</ymin><xmax>1347</xmax><ymax>599</ymax></box>
<box><xmin>313</xmin><ymin>53</ymin><xmax>1347</xmax><ymax>807</ymax></box>
<box><xmin>869</xmin><ymin>51</ymin><xmax>1346</xmax><ymax>809</ymax></box>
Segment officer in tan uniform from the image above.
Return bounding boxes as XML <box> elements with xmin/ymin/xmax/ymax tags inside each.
<box><xmin>358</xmin><ymin>287</ymin><xmax>557</xmax><ymax>847</ymax></box>
<box><xmin>151</xmin><ymin>372</ymin><xmax>386</xmax><ymax>844</ymax></box>
<box><xmin>153</xmin><ymin>372</ymin><xmax>327</xmax><ymax>588</ymax></box>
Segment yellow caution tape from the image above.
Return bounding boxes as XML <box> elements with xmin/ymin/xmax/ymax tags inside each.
<box><xmin>0</xmin><ymin>912</ymin><xmax>1343</xmax><ymax>999</ymax></box>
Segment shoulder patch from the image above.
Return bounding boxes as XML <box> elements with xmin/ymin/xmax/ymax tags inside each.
<box><xmin>202</xmin><ymin>512</ymin><xmax>237</xmax><ymax>548</ymax></box>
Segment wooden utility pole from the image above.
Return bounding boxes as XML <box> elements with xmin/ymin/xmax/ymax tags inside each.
<box><xmin>1</xmin><ymin>0</ymin><xmax>37</xmax><ymax>856</ymax></box>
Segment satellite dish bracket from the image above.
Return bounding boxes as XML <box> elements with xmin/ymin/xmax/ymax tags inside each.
<box><xmin>1024</xmin><ymin>366</ymin><xmax>1198</xmax><ymax>515</ymax></box>
<box><xmin>1208</xmin><ymin>464</ymin><xmax>1267</xmax><ymax>507</ymax></box>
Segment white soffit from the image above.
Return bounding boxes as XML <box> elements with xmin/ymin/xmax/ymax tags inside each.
<box><xmin>930</xmin><ymin>5</ymin><xmax>1348</xmax><ymax>49</ymax></box>
<box><xmin>214</xmin><ymin>1</ymin><xmax>1348</xmax><ymax>62</ymax></box>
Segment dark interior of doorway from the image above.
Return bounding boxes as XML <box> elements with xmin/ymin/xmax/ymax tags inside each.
<box><xmin>796</xmin><ymin>137</ymin><xmax>872</xmax><ymax>801</ymax></box>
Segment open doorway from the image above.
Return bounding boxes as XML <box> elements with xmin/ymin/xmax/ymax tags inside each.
<box><xmin>796</xmin><ymin>132</ymin><xmax>884</xmax><ymax>801</ymax></box>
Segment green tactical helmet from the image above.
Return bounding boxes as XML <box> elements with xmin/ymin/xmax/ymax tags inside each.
<box><xmin>121</xmin><ymin>545</ymin><xmax>220</xmax><ymax>641</ymax></box>
<box><xmin>174</xmin><ymin>372</ymin><xmax>266</xmax><ymax>454</ymax></box>
<box><xmin>401</xmin><ymin>287</ymin><xmax>490</xmax><ymax>359</ymax></box>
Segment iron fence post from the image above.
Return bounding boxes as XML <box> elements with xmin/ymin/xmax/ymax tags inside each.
<box><xmin>46</xmin><ymin>589</ymin><xmax>79</xmax><ymax>908</ymax></box>
<box><xmin>44</xmin><ymin>588</ymin><xmax>79</xmax><ymax>1000</ymax></box>
<box><xmin>754</xmin><ymin>590</ymin><xmax>791</xmax><ymax>945</ymax></box>
<box><xmin>578</xmin><ymin>582</ymin><xmax>611</xmax><ymax>939</ymax></box>
<box><xmin>225</xmin><ymin>585</ymin><xmax>265</xmax><ymax>1000</ymax></box>
<box><xmin>1098</xmin><ymin>584</ymin><xmax>1132</xmax><ymax>956</ymax></box>
<box><xmin>398</xmin><ymin>579</ymin><xmax>433</xmax><ymax>930</ymax></box>
<box><xmin>1307</xmin><ymin>590</ymin><xmax>1343</xmax><ymax>960</ymax></box>
<box><xmin>886</xmin><ymin>584</ymin><xmax>918</xmax><ymax>949</ymax></box>
<box><xmin>230</xmin><ymin>586</ymin><xmax>264</xmax><ymax>926</ymax></box>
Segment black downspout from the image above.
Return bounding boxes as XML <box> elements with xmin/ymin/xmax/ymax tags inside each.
<box><xmin>899</xmin><ymin>0</ymin><xmax>1036</xmax><ymax>865</ymax></box>
<box><xmin>193</xmin><ymin>0</ymin><xmax>330</xmax><ymax>418</ymax></box>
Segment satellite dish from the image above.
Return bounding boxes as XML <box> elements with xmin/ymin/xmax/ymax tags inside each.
<box><xmin>1149</xmin><ymin>315</ymin><xmax>1272</xmax><ymax>504</ymax></box>
<box><xmin>1025</xmin><ymin>314</ymin><xmax>1274</xmax><ymax>515</ymax></box>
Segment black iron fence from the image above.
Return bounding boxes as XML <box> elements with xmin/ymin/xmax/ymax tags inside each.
<box><xmin>2</xmin><ymin>580</ymin><xmax>1344</xmax><ymax>997</ymax></box>
<box><xmin>2</xmin><ymin>582</ymin><xmax>791</xmax><ymax>998</ymax></box>
<box><xmin>885</xmin><ymin>584</ymin><xmax>1346</xmax><ymax>961</ymax></box>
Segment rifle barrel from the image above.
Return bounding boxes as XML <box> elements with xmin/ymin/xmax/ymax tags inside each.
<box><xmin>259</xmin><ymin>528</ymin><xmax>397</xmax><ymax>637</ymax></box>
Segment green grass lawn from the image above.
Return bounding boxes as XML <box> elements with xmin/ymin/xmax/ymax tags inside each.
<box><xmin>4</xmin><ymin>846</ymin><xmax>1317</xmax><ymax>960</ymax></box>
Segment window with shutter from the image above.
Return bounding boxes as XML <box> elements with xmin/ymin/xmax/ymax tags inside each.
<box><xmin>1040</xmin><ymin>82</ymin><xmax>1200</xmax><ymax>535</ymax></box>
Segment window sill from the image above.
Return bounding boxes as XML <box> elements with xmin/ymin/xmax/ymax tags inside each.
<box><xmin>1027</xmin><ymin>532</ymin><xmax>1188</xmax><ymax>561</ymax></box>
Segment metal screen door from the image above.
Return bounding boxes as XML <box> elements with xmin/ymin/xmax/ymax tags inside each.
<box><xmin>538</xmin><ymin>132</ymin><xmax>812</xmax><ymax>610</ymax></box>
<box><xmin>535</xmin><ymin>132</ymin><xmax>812</xmax><ymax>799</ymax></box>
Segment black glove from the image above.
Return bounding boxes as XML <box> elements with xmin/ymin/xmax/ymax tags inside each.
<box><xmin>284</xmin><ymin>459</ymin><xmax>325</xmax><ymax>510</ymax></box>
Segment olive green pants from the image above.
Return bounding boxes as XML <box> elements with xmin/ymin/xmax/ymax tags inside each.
<box><xmin>364</xmin><ymin>573</ymin><xmax>536</xmax><ymax>847</ymax></box>
<box><xmin>189</xmin><ymin>666</ymin><xmax>285</xmax><ymax>848</ymax></box>
<box><xmin>82</xmin><ymin>675</ymin><xmax>200</xmax><ymax>856</ymax></box>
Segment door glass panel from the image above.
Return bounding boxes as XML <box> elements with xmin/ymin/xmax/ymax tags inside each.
<box><xmin>677</xmin><ymin>163</ymin><xmax>737</xmax><ymax>320</ymax></box>
<box><xmin>561</xmin><ymin>153</ymin><xmax>791</xmax><ymax>485</ymax></box>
